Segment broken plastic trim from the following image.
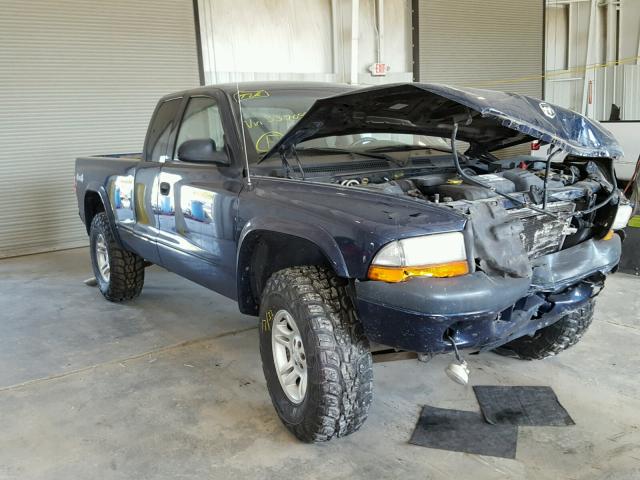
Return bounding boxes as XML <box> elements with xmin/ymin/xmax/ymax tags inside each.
<box><xmin>571</xmin><ymin>160</ymin><xmax>619</xmax><ymax>218</ymax></box>
<box><xmin>449</xmin><ymin>123</ymin><xmax>559</xmax><ymax>219</ymax></box>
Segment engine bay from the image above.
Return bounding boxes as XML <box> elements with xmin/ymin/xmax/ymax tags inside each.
<box><xmin>320</xmin><ymin>153</ymin><xmax>618</xmax><ymax>276</ymax></box>
<box><xmin>329</xmin><ymin>155</ymin><xmax>608</xmax><ymax>205</ymax></box>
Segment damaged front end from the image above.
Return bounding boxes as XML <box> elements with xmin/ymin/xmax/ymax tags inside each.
<box><xmin>260</xmin><ymin>82</ymin><xmax>631</xmax><ymax>354</ymax></box>
<box><xmin>448</xmin><ymin>155</ymin><xmax>622</xmax><ymax>283</ymax></box>
<box><xmin>353</xmin><ymin>151</ymin><xmax>625</xmax><ymax>354</ymax></box>
<box><xmin>428</xmin><ymin>139</ymin><xmax>624</xmax><ymax>353</ymax></box>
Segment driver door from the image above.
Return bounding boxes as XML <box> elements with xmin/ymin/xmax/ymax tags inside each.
<box><xmin>155</xmin><ymin>93</ymin><xmax>243</xmax><ymax>299</ymax></box>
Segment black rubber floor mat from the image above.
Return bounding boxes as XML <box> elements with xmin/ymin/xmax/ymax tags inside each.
<box><xmin>409</xmin><ymin>405</ymin><xmax>518</xmax><ymax>459</ymax></box>
<box><xmin>473</xmin><ymin>386</ymin><xmax>575</xmax><ymax>426</ymax></box>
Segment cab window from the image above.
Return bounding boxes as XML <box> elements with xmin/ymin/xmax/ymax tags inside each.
<box><xmin>145</xmin><ymin>97</ymin><xmax>181</xmax><ymax>162</ymax></box>
<box><xmin>174</xmin><ymin>96</ymin><xmax>225</xmax><ymax>160</ymax></box>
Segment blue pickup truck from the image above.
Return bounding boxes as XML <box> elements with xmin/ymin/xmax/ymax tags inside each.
<box><xmin>75</xmin><ymin>81</ymin><xmax>632</xmax><ymax>442</ymax></box>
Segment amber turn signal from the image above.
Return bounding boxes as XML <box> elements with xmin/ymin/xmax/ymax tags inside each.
<box><xmin>602</xmin><ymin>229</ymin><xmax>615</xmax><ymax>241</ymax></box>
<box><xmin>367</xmin><ymin>261</ymin><xmax>470</xmax><ymax>282</ymax></box>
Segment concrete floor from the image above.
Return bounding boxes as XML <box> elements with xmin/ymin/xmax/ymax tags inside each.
<box><xmin>1</xmin><ymin>248</ymin><xmax>639</xmax><ymax>480</ymax></box>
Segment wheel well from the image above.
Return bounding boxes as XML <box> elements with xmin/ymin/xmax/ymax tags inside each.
<box><xmin>84</xmin><ymin>191</ymin><xmax>105</xmax><ymax>234</ymax></box>
<box><xmin>237</xmin><ymin>231</ymin><xmax>335</xmax><ymax>315</ymax></box>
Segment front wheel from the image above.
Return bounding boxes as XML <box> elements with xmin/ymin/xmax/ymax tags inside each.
<box><xmin>494</xmin><ymin>299</ymin><xmax>595</xmax><ymax>360</ymax></box>
<box><xmin>259</xmin><ymin>266</ymin><xmax>373</xmax><ymax>442</ymax></box>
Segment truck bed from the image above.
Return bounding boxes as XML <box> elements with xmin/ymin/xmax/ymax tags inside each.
<box><xmin>75</xmin><ymin>153</ymin><xmax>144</xmax><ymax>227</ymax></box>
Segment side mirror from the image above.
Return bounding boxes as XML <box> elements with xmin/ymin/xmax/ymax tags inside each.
<box><xmin>177</xmin><ymin>139</ymin><xmax>229</xmax><ymax>165</ymax></box>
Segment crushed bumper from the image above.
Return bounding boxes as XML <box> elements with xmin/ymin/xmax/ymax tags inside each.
<box><xmin>355</xmin><ymin>236</ymin><xmax>621</xmax><ymax>353</ymax></box>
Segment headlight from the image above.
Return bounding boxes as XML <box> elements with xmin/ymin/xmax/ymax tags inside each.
<box><xmin>611</xmin><ymin>203</ymin><xmax>633</xmax><ymax>230</ymax></box>
<box><xmin>367</xmin><ymin>232</ymin><xmax>469</xmax><ymax>282</ymax></box>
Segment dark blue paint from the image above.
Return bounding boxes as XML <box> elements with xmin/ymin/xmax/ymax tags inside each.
<box><xmin>238</xmin><ymin>176</ymin><xmax>466</xmax><ymax>279</ymax></box>
<box><xmin>355</xmin><ymin>237</ymin><xmax>618</xmax><ymax>352</ymax></box>
<box><xmin>74</xmin><ymin>81</ymin><xmax>622</xmax><ymax>355</ymax></box>
<box><xmin>263</xmin><ymin>83</ymin><xmax>624</xmax><ymax>160</ymax></box>
<box><xmin>357</xmin><ymin>277</ymin><xmax>599</xmax><ymax>354</ymax></box>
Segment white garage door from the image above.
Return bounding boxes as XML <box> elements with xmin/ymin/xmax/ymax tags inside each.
<box><xmin>413</xmin><ymin>0</ymin><xmax>543</xmax><ymax>156</ymax></box>
<box><xmin>0</xmin><ymin>0</ymin><xmax>200</xmax><ymax>258</ymax></box>
<box><xmin>413</xmin><ymin>0</ymin><xmax>544</xmax><ymax>98</ymax></box>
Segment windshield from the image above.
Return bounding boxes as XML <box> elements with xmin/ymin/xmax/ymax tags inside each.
<box><xmin>236</xmin><ymin>88</ymin><xmax>452</xmax><ymax>164</ymax></box>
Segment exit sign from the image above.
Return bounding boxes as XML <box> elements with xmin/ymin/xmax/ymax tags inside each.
<box><xmin>369</xmin><ymin>63</ymin><xmax>389</xmax><ymax>76</ymax></box>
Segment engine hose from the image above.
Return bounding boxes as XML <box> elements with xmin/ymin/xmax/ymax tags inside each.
<box><xmin>573</xmin><ymin>160</ymin><xmax>619</xmax><ymax>218</ymax></box>
<box><xmin>449</xmin><ymin>123</ymin><xmax>559</xmax><ymax>219</ymax></box>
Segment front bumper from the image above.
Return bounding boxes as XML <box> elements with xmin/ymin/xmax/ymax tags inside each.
<box><xmin>355</xmin><ymin>236</ymin><xmax>621</xmax><ymax>353</ymax></box>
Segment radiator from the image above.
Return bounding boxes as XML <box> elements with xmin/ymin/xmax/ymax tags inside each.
<box><xmin>507</xmin><ymin>201</ymin><xmax>575</xmax><ymax>259</ymax></box>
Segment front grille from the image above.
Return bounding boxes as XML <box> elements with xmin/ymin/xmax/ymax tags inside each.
<box><xmin>507</xmin><ymin>201</ymin><xmax>575</xmax><ymax>259</ymax></box>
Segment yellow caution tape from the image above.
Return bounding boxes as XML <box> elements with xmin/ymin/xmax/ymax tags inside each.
<box><xmin>628</xmin><ymin>215</ymin><xmax>640</xmax><ymax>228</ymax></box>
<box><xmin>466</xmin><ymin>55</ymin><xmax>640</xmax><ymax>88</ymax></box>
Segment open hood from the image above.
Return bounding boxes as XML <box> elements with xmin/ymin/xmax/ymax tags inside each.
<box><xmin>261</xmin><ymin>83</ymin><xmax>623</xmax><ymax>160</ymax></box>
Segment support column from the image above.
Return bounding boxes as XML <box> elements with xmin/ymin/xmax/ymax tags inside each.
<box><xmin>350</xmin><ymin>0</ymin><xmax>359</xmax><ymax>85</ymax></box>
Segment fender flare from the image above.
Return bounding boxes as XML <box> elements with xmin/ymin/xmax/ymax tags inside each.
<box><xmin>235</xmin><ymin>217</ymin><xmax>352</xmax><ymax>315</ymax></box>
<box><xmin>236</xmin><ymin>217</ymin><xmax>350</xmax><ymax>277</ymax></box>
<box><xmin>84</xmin><ymin>183</ymin><xmax>124</xmax><ymax>247</ymax></box>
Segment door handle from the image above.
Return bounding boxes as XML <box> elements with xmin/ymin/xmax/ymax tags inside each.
<box><xmin>159</xmin><ymin>182</ymin><xmax>171</xmax><ymax>196</ymax></box>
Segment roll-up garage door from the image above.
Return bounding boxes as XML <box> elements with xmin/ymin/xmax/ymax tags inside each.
<box><xmin>413</xmin><ymin>0</ymin><xmax>544</xmax><ymax>98</ymax></box>
<box><xmin>0</xmin><ymin>0</ymin><xmax>200</xmax><ymax>258</ymax></box>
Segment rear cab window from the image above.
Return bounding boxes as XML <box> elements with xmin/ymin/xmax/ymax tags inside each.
<box><xmin>145</xmin><ymin>97</ymin><xmax>182</xmax><ymax>162</ymax></box>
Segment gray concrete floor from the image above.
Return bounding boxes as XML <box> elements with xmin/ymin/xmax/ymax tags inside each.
<box><xmin>1</xmin><ymin>247</ymin><xmax>639</xmax><ymax>480</ymax></box>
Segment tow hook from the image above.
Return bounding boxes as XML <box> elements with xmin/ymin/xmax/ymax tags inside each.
<box><xmin>445</xmin><ymin>333</ymin><xmax>470</xmax><ymax>386</ymax></box>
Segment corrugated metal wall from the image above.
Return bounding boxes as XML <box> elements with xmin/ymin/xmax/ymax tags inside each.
<box><xmin>0</xmin><ymin>0</ymin><xmax>200</xmax><ymax>258</ymax></box>
<box><xmin>414</xmin><ymin>0</ymin><xmax>544</xmax><ymax>98</ymax></box>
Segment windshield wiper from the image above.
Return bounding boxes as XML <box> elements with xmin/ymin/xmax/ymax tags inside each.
<box><xmin>278</xmin><ymin>147</ymin><xmax>306</xmax><ymax>180</ymax></box>
<box><xmin>365</xmin><ymin>144</ymin><xmax>452</xmax><ymax>154</ymax></box>
<box><xmin>291</xmin><ymin>146</ymin><xmax>306</xmax><ymax>180</ymax></box>
<box><xmin>296</xmin><ymin>146</ymin><xmax>404</xmax><ymax>166</ymax></box>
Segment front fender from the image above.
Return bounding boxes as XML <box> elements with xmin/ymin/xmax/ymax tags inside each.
<box><xmin>237</xmin><ymin>216</ymin><xmax>349</xmax><ymax>277</ymax></box>
<box><xmin>237</xmin><ymin>176</ymin><xmax>467</xmax><ymax>279</ymax></box>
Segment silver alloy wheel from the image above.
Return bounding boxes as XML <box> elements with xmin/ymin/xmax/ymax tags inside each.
<box><xmin>95</xmin><ymin>233</ymin><xmax>110</xmax><ymax>282</ymax></box>
<box><xmin>271</xmin><ymin>309</ymin><xmax>308</xmax><ymax>404</ymax></box>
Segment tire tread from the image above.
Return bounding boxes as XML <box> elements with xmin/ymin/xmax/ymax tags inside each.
<box><xmin>90</xmin><ymin>213</ymin><xmax>144</xmax><ymax>302</ymax></box>
<box><xmin>261</xmin><ymin>266</ymin><xmax>373</xmax><ymax>442</ymax></box>
<box><xmin>495</xmin><ymin>300</ymin><xmax>595</xmax><ymax>360</ymax></box>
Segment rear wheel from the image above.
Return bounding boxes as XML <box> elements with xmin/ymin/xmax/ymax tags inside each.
<box><xmin>259</xmin><ymin>266</ymin><xmax>373</xmax><ymax>442</ymax></box>
<box><xmin>89</xmin><ymin>212</ymin><xmax>145</xmax><ymax>302</ymax></box>
<box><xmin>494</xmin><ymin>299</ymin><xmax>595</xmax><ymax>360</ymax></box>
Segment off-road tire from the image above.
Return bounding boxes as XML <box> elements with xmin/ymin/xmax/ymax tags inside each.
<box><xmin>89</xmin><ymin>212</ymin><xmax>144</xmax><ymax>302</ymax></box>
<box><xmin>259</xmin><ymin>266</ymin><xmax>373</xmax><ymax>442</ymax></box>
<box><xmin>494</xmin><ymin>299</ymin><xmax>595</xmax><ymax>360</ymax></box>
